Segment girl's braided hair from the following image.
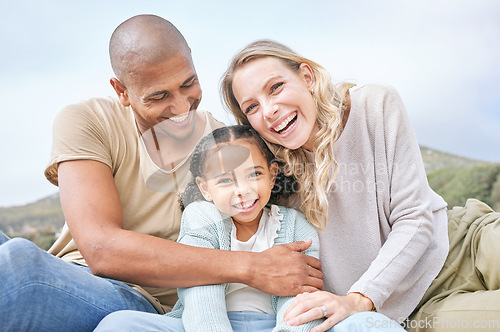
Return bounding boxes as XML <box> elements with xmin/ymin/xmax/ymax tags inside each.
<box><xmin>180</xmin><ymin>125</ymin><xmax>298</xmax><ymax>211</ymax></box>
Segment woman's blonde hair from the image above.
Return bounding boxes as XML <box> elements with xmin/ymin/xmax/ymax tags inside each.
<box><xmin>221</xmin><ymin>39</ymin><xmax>354</xmax><ymax>229</ymax></box>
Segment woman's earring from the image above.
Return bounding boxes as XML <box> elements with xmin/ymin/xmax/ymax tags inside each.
<box><xmin>309</xmin><ymin>89</ymin><xmax>314</xmax><ymax>96</ymax></box>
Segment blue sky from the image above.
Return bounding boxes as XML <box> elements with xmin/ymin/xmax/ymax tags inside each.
<box><xmin>1</xmin><ymin>0</ymin><xmax>499</xmax><ymax>206</ymax></box>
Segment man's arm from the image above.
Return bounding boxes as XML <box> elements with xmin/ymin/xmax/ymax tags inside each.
<box><xmin>58</xmin><ymin>159</ymin><xmax>323</xmax><ymax>295</ymax></box>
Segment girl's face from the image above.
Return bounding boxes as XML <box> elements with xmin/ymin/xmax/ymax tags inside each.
<box><xmin>232</xmin><ymin>57</ymin><xmax>319</xmax><ymax>151</ymax></box>
<box><xmin>196</xmin><ymin>139</ymin><xmax>278</xmax><ymax>228</ymax></box>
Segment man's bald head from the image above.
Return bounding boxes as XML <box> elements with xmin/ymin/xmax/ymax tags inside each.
<box><xmin>109</xmin><ymin>14</ymin><xmax>191</xmax><ymax>86</ymax></box>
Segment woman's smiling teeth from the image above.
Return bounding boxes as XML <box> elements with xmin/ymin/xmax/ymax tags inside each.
<box><xmin>273</xmin><ymin>112</ymin><xmax>297</xmax><ymax>134</ymax></box>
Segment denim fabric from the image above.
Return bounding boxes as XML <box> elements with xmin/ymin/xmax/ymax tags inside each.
<box><xmin>228</xmin><ymin>311</ymin><xmax>276</xmax><ymax>331</ymax></box>
<box><xmin>96</xmin><ymin>310</ymin><xmax>277</xmax><ymax>331</ymax></box>
<box><xmin>95</xmin><ymin>311</ymin><xmax>185</xmax><ymax>332</ymax></box>
<box><xmin>0</xmin><ymin>231</ymin><xmax>157</xmax><ymax>332</ymax></box>
<box><xmin>96</xmin><ymin>309</ymin><xmax>405</xmax><ymax>331</ymax></box>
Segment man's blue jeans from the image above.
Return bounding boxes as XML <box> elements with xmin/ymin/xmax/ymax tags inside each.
<box><xmin>0</xmin><ymin>231</ymin><xmax>157</xmax><ymax>331</ymax></box>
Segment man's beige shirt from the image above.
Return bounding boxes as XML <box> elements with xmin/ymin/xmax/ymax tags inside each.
<box><xmin>45</xmin><ymin>97</ymin><xmax>224</xmax><ymax>313</ymax></box>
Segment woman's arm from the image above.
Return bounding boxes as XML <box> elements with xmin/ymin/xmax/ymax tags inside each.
<box><xmin>347</xmin><ymin>85</ymin><xmax>442</xmax><ymax>307</ymax></box>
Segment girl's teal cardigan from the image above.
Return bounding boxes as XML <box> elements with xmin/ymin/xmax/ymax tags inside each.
<box><xmin>166</xmin><ymin>200</ymin><xmax>322</xmax><ymax>331</ymax></box>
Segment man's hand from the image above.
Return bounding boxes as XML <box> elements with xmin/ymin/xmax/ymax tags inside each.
<box><xmin>246</xmin><ymin>239</ymin><xmax>323</xmax><ymax>296</ymax></box>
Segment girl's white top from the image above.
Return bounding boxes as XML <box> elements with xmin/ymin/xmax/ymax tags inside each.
<box><xmin>226</xmin><ymin>205</ymin><xmax>282</xmax><ymax>314</ymax></box>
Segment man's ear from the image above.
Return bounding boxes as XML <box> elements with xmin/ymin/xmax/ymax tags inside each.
<box><xmin>110</xmin><ymin>77</ymin><xmax>131</xmax><ymax>107</ymax></box>
<box><xmin>195</xmin><ymin>177</ymin><xmax>212</xmax><ymax>201</ymax></box>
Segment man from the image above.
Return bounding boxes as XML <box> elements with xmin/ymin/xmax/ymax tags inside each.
<box><xmin>0</xmin><ymin>14</ymin><xmax>322</xmax><ymax>331</ymax></box>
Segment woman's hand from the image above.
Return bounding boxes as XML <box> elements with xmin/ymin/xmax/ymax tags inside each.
<box><xmin>283</xmin><ymin>291</ymin><xmax>374</xmax><ymax>332</ymax></box>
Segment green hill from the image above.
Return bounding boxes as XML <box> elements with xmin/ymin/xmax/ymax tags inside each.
<box><xmin>419</xmin><ymin>146</ymin><xmax>500</xmax><ymax>210</ymax></box>
<box><xmin>427</xmin><ymin>163</ymin><xmax>500</xmax><ymax>210</ymax></box>
<box><xmin>0</xmin><ymin>146</ymin><xmax>499</xmax><ymax>249</ymax></box>
<box><xmin>419</xmin><ymin>146</ymin><xmax>486</xmax><ymax>173</ymax></box>
<box><xmin>0</xmin><ymin>193</ymin><xmax>64</xmax><ymax>250</ymax></box>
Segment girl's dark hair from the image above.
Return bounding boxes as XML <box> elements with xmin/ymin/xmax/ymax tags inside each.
<box><xmin>180</xmin><ymin>125</ymin><xmax>298</xmax><ymax>211</ymax></box>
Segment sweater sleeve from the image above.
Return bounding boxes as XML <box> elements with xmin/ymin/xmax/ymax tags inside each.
<box><xmin>273</xmin><ymin>207</ymin><xmax>323</xmax><ymax>331</ymax></box>
<box><xmin>348</xmin><ymin>85</ymin><xmax>439</xmax><ymax>311</ymax></box>
<box><xmin>175</xmin><ymin>202</ymin><xmax>233</xmax><ymax>332</ymax></box>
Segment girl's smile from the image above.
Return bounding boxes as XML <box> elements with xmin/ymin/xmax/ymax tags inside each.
<box><xmin>197</xmin><ymin>139</ymin><xmax>278</xmax><ymax>232</ymax></box>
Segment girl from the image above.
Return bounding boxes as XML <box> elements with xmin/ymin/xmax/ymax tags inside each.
<box><xmin>220</xmin><ymin>39</ymin><xmax>500</xmax><ymax>331</ymax></box>
<box><xmin>169</xmin><ymin>124</ymin><xmax>322</xmax><ymax>331</ymax></box>
<box><xmin>96</xmin><ymin>125</ymin><xmax>403</xmax><ymax>331</ymax></box>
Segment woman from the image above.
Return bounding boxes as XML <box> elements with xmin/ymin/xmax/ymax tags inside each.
<box><xmin>221</xmin><ymin>40</ymin><xmax>500</xmax><ymax>331</ymax></box>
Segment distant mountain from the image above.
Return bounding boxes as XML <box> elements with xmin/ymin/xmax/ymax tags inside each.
<box><xmin>419</xmin><ymin>146</ymin><xmax>500</xmax><ymax>211</ymax></box>
<box><xmin>427</xmin><ymin>163</ymin><xmax>500</xmax><ymax>211</ymax></box>
<box><xmin>0</xmin><ymin>193</ymin><xmax>64</xmax><ymax>249</ymax></box>
<box><xmin>0</xmin><ymin>193</ymin><xmax>63</xmax><ymax>234</ymax></box>
<box><xmin>1</xmin><ymin>146</ymin><xmax>498</xmax><ymax>249</ymax></box>
<box><xmin>419</xmin><ymin>146</ymin><xmax>486</xmax><ymax>173</ymax></box>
